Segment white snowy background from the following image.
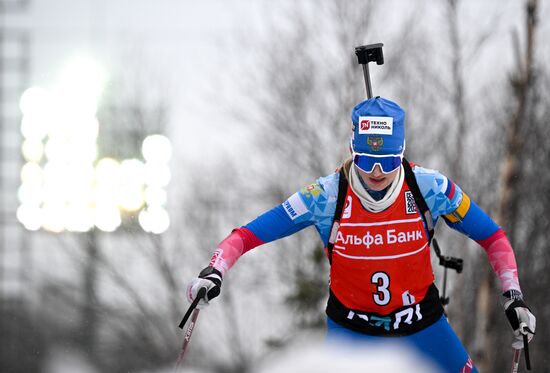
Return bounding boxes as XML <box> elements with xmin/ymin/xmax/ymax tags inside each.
<box><xmin>1</xmin><ymin>1</ymin><xmax>549</xmax><ymax>372</ymax></box>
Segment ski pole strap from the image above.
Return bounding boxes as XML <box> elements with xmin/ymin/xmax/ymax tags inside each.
<box><xmin>523</xmin><ymin>334</ymin><xmax>531</xmax><ymax>370</ymax></box>
<box><xmin>178</xmin><ymin>286</ymin><xmax>207</xmax><ymax>329</ymax></box>
<box><xmin>402</xmin><ymin>158</ymin><xmax>434</xmax><ymax>243</ymax></box>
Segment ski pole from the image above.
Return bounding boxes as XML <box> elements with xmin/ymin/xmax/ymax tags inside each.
<box><xmin>519</xmin><ymin>322</ymin><xmax>534</xmax><ymax>371</ymax></box>
<box><xmin>354</xmin><ymin>43</ymin><xmax>384</xmax><ymax>99</ymax></box>
<box><xmin>174</xmin><ymin>286</ymin><xmax>207</xmax><ymax>372</ymax></box>
<box><xmin>511</xmin><ymin>348</ymin><xmax>521</xmax><ymax>373</ymax></box>
<box><xmin>510</xmin><ymin>326</ymin><xmax>533</xmax><ymax>373</ymax></box>
<box><xmin>178</xmin><ymin>286</ymin><xmax>207</xmax><ymax>329</ymax></box>
<box><xmin>522</xmin><ymin>330</ymin><xmax>532</xmax><ymax>370</ymax></box>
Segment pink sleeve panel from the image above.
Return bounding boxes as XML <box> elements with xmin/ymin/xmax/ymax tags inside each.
<box><xmin>476</xmin><ymin>229</ymin><xmax>521</xmax><ymax>293</ymax></box>
<box><xmin>208</xmin><ymin>227</ymin><xmax>265</xmax><ymax>276</ymax></box>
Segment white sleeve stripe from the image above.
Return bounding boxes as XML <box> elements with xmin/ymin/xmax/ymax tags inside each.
<box><xmin>440</xmin><ymin>176</ymin><xmax>448</xmax><ymax>195</ymax></box>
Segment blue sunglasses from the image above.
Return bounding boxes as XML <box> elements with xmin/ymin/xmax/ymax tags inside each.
<box><xmin>353</xmin><ymin>153</ymin><xmax>403</xmax><ymax>174</ymax></box>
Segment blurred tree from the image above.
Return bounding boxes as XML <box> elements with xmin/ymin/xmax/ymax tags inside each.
<box><xmin>428</xmin><ymin>0</ymin><xmax>501</xmax><ymax>354</ymax></box>
<box><xmin>0</xmin><ymin>299</ymin><xmax>45</xmax><ymax>372</ymax></box>
<box><xmin>33</xmin><ymin>156</ymin><xmax>258</xmax><ymax>373</ymax></box>
<box><xmin>29</xmin><ymin>62</ymin><xmax>178</xmax><ymax>371</ymax></box>
<box><xmin>474</xmin><ymin>1</ymin><xmax>550</xmax><ymax>371</ymax></box>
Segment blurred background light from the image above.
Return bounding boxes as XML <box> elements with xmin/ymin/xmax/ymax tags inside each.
<box><xmin>144</xmin><ymin>186</ymin><xmax>167</xmax><ymax>207</ymax></box>
<box><xmin>19</xmin><ymin>86</ymin><xmax>50</xmax><ymax>116</ymax></box>
<box><xmin>143</xmin><ymin>163</ymin><xmax>171</xmax><ymax>187</ymax></box>
<box><xmin>120</xmin><ymin>159</ymin><xmax>145</xmax><ymax>184</ymax></box>
<box><xmin>20</xmin><ymin>162</ymin><xmax>43</xmax><ymax>184</ymax></box>
<box><xmin>16</xmin><ymin>204</ymin><xmax>42</xmax><ymax>231</ymax></box>
<box><xmin>17</xmin><ymin>183</ymin><xmax>42</xmax><ymax>206</ymax></box>
<box><xmin>142</xmin><ymin>134</ymin><xmax>172</xmax><ymax>164</ymax></box>
<box><xmin>17</xmin><ymin>57</ymin><xmax>170</xmax><ymax>234</ymax></box>
<box><xmin>65</xmin><ymin>204</ymin><xmax>94</xmax><ymax>233</ymax></box>
<box><xmin>55</xmin><ymin>56</ymin><xmax>106</xmax><ymax>117</ymax></box>
<box><xmin>95</xmin><ymin>157</ymin><xmax>120</xmax><ymax>180</ymax></box>
<box><xmin>117</xmin><ymin>187</ymin><xmax>144</xmax><ymax>212</ymax></box>
<box><xmin>21</xmin><ymin>138</ymin><xmax>44</xmax><ymax>162</ymax></box>
<box><xmin>94</xmin><ymin>206</ymin><xmax>121</xmax><ymax>232</ymax></box>
<box><xmin>118</xmin><ymin>159</ymin><xmax>145</xmax><ymax>211</ymax></box>
<box><xmin>138</xmin><ymin>206</ymin><xmax>170</xmax><ymax>234</ymax></box>
<box><xmin>41</xmin><ymin>203</ymin><xmax>66</xmax><ymax>233</ymax></box>
<box><xmin>21</xmin><ymin>114</ymin><xmax>49</xmax><ymax>141</ymax></box>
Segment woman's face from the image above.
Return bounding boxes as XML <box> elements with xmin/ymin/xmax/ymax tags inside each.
<box><xmin>356</xmin><ymin>164</ymin><xmax>399</xmax><ymax>191</ymax></box>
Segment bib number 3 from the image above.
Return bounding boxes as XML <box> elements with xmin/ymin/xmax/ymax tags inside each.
<box><xmin>371</xmin><ymin>272</ymin><xmax>391</xmax><ymax>306</ymax></box>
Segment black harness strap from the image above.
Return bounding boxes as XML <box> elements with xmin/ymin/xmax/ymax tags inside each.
<box><xmin>402</xmin><ymin>158</ymin><xmax>463</xmax><ymax>306</ymax></box>
<box><xmin>326</xmin><ymin>167</ymin><xmax>349</xmax><ymax>264</ymax></box>
<box><xmin>327</xmin><ymin>159</ymin><xmax>434</xmax><ymax>264</ymax></box>
<box><xmin>402</xmin><ymin>158</ymin><xmax>435</xmax><ymax>244</ymax></box>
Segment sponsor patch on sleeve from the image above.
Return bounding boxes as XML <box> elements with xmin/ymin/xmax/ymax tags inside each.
<box><xmin>444</xmin><ymin>192</ymin><xmax>471</xmax><ymax>223</ymax></box>
<box><xmin>282</xmin><ymin>193</ymin><xmax>308</xmax><ymax>220</ymax></box>
<box><xmin>300</xmin><ymin>182</ymin><xmax>323</xmax><ymax>198</ymax></box>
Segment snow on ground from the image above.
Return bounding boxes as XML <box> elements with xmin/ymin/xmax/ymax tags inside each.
<box><xmin>255</xmin><ymin>333</ymin><xmax>442</xmax><ymax>373</ymax></box>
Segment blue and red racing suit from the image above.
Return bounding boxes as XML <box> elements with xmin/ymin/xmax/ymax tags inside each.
<box><xmin>207</xmin><ymin>163</ymin><xmax>521</xmax><ymax>373</ymax></box>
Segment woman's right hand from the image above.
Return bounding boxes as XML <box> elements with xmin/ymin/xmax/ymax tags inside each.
<box><xmin>186</xmin><ymin>266</ymin><xmax>223</xmax><ymax>307</ymax></box>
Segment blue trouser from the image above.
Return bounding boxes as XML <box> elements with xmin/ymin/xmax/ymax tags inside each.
<box><xmin>326</xmin><ymin>315</ymin><xmax>478</xmax><ymax>373</ymax></box>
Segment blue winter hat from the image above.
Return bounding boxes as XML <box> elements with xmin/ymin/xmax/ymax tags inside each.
<box><xmin>351</xmin><ymin>96</ymin><xmax>405</xmax><ymax>155</ymax></box>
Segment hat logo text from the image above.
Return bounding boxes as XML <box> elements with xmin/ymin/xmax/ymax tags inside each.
<box><xmin>358</xmin><ymin>116</ymin><xmax>394</xmax><ymax>135</ymax></box>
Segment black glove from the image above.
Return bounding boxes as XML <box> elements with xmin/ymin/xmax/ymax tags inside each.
<box><xmin>186</xmin><ymin>267</ymin><xmax>223</xmax><ymax>307</ymax></box>
<box><xmin>503</xmin><ymin>290</ymin><xmax>536</xmax><ymax>349</ymax></box>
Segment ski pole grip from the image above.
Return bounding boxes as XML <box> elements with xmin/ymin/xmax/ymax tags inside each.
<box><xmin>523</xmin><ymin>334</ymin><xmax>531</xmax><ymax>370</ymax></box>
<box><xmin>178</xmin><ymin>286</ymin><xmax>207</xmax><ymax>329</ymax></box>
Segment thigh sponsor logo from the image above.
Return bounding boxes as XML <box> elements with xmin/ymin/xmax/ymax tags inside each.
<box><xmin>346</xmin><ymin>304</ymin><xmax>423</xmax><ymax>331</ymax></box>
